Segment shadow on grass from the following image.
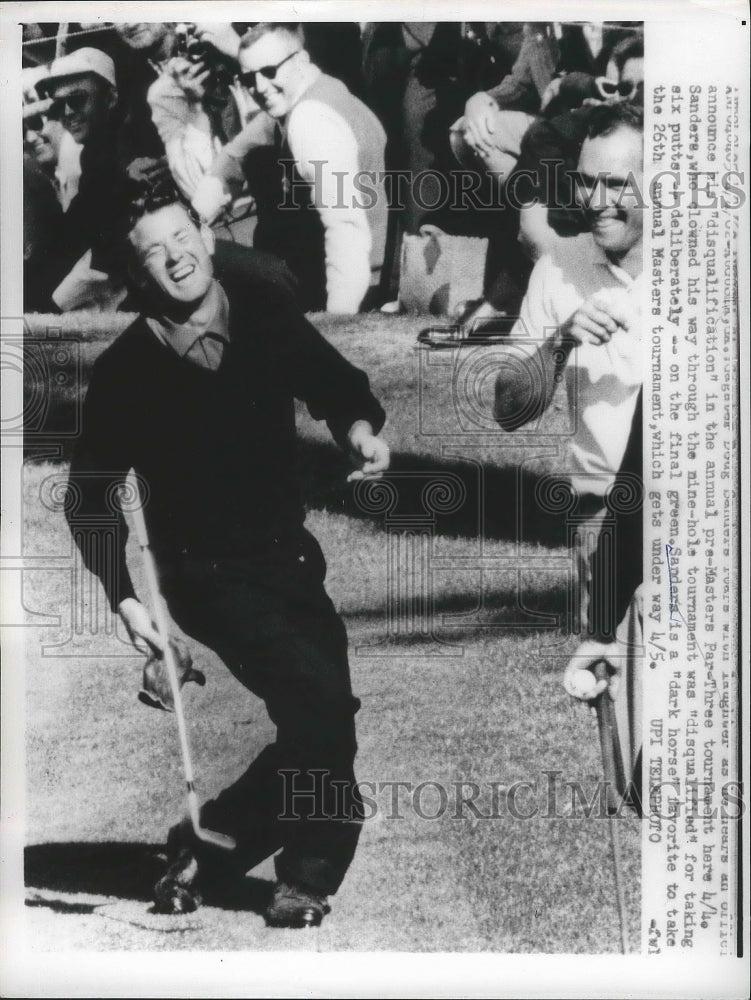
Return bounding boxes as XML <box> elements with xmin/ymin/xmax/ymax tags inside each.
<box><xmin>26</xmin><ymin>433</ymin><xmax>569</xmax><ymax>549</ymax></box>
<box><xmin>345</xmin><ymin>582</ymin><xmax>571</xmax><ymax>628</ymax></box>
<box><xmin>26</xmin><ymin>897</ymin><xmax>100</xmax><ymax>915</ymax></box>
<box><xmin>345</xmin><ymin>584</ymin><xmax>575</xmax><ymax>663</ymax></box>
<box><xmin>24</xmin><ymin>842</ymin><xmax>272</xmax><ymax>914</ymax></box>
<box><xmin>299</xmin><ymin>440</ymin><xmax>568</xmax><ymax>547</ymax></box>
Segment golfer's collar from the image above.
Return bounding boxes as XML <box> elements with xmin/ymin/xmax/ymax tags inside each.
<box><xmin>589</xmin><ymin>238</ymin><xmax>641</xmax><ymax>289</ymax></box>
<box><xmin>147</xmin><ymin>281</ymin><xmax>230</xmax><ymax>357</ymax></box>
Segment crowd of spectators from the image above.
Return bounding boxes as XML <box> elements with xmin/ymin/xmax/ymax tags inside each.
<box><xmin>23</xmin><ymin>20</ymin><xmax>643</xmax><ymax>316</ymax></box>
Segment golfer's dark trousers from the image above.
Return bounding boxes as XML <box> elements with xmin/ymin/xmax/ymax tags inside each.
<box><xmin>159</xmin><ymin>529</ymin><xmax>362</xmax><ymax>897</ymax></box>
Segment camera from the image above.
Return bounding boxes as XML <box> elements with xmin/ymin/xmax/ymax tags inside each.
<box><xmin>174</xmin><ymin>23</ymin><xmax>234</xmax><ymax>93</ymax></box>
<box><xmin>175</xmin><ymin>22</ymin><xmax>203</xmax><ymax>62</ymax></box>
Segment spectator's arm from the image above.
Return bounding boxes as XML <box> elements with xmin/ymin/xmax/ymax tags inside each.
<box><xmin>148</xmin><ymin>68</ymin><xmax>216</xmax><ymax>199</ymax></box>
<box><xmin>210</xmin><ymin>111</ymin><xmax>276</xmax><ymax>181</ymax></box>
<box><xmin>463</xmin><ymin>41</ymin><xmax>540</xmax><ymax>147</ymax></box>
<box><xmin>486</xmin><ymin>29</ymin><xmax>557</xmax><ymax>113</ymax></box>
<box><xmin>148</xmin><ymin>67</ymin><xmax>195</xmax><ymax>145</ymax></box>
<box><xmin>192</xmin><ymin>112</ymin><xmax>275</xmax><ymax>221</ymax></box>
<box><xmin>288</xmin><ymin>100</ymin><xmax>373</xmax><ymax>314</ymax></box>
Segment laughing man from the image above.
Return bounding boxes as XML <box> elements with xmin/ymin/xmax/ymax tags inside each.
<box><xmin>494</xmin><ymin>102</ymin><xmax>644</xmax><ymax>630</ymax></box>
<box><xmin>66</xmin><ymin>182</ymin><xmax>390</xmax><ymax>927</ymax></box>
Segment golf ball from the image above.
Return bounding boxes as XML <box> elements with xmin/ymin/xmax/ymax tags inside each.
<box><xmin>570</xmin><ymin>669</ymin><xmax>597</xmax><ymax>698</ymax></box>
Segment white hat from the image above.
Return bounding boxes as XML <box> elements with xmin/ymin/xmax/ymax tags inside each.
<box><xmin>39</xmin><ymin>47</ymin><xmax>117</xmax><ymax>95</ymax></box>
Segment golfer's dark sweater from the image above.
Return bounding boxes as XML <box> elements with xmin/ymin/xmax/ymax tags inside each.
<box><xmin>67</xmin><ymin>282</ymin><xmax>385</xmax><ymax>610</ymax></box>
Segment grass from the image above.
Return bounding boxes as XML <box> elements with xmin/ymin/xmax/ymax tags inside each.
<box><xmin>19</xmin><ymin>310</ymin><xmax>640</xmax><ymax>953</ymax></box>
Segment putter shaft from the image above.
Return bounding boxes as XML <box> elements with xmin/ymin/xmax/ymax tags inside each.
<box><xmin>129</xmin><ymin>479</ymin><xmax>236</xmax><ymax>851</ymax></box>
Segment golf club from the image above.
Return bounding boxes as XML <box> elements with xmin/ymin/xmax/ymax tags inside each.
<box><xmin>128</xmin><ymin>476</ymin><xmax>236</xmax><ymax>852</ymax></box>
<box><xmin>594</xmin><ymin>658</ymin><xmax>629</xmax><ymax>954</ymax></box>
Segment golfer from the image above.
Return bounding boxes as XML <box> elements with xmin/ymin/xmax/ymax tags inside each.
<box><xmin>65</xmin><ymin>182</ymin><xmax>389</xmax><ymax>927</ymax></box>
<box><xmin>494</xmin><ymin>101</ymin><xmax>644</xmax><ymax>631</ymax></box>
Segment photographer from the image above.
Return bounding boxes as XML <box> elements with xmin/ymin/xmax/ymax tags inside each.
<box><xmin>146</xmin><ymin>24</ymin><xmax>252</xmax><ymax>205</ymax></box>
<box><xmin>147</xmin><ymin>24</ymin><xmax>253</xmax><ymax>199</ymax></box>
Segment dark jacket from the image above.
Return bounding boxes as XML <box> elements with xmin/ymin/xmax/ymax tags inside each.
<box><xmin>45</xmin><ymin>118</ymin><xmax>130</xmax><ymax>292</ymax></box>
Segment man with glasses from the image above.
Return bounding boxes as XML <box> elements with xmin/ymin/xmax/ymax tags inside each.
<box><xmin>36</xmin><ymin>47</ymin><xmax>127</xmax><ymax>310</ymax></box>
<box><xmin>494</xmin><ymin>102</ymin><xmax>644</xmax><ymax>631</ymax></box>
<box><xmin>192</xmin><ymin>23</ymin><xmax>387</xmax><ymax>314</ymax></box>
<box><xmin>23</xmin><ymin>102</ymin><xmax>80</xmax><ymax>209</ymax></box>
<box><xmin>39</xmin><ymin>47</ymin><xmax>118</xmax><ymax>146</ymax></box>
<box><xmin>23</xmin><ymin>99</ymin><xmax>64</xmax><ymax>312</ymax></box>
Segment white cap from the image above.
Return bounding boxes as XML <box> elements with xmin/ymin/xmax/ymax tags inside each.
<box><xmin>39</xmin><ymin>47</ymin><xmax>117</xmax><ymax>95</ymax></box>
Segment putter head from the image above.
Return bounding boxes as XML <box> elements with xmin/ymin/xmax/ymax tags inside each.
<box><xmin>195</xmin><ymin>827</ymin><xmax>237</xmax><ymax>851</ymax></box>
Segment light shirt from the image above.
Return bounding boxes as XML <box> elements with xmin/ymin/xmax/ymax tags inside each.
<box><xmin>510</xmin><ymin>233</ymin><xmax>642</xmax><ymax>496</ymax></box>
<box><xmin>146</xmin><ymin>280</ymin><xmax>230</xmax><ymax>371</ymax></box>
<box><xmin>56</xmin><ymin>129</ymin><xmax>82</xmax><ymax>211</ymax></box>
<box><xmin>207</xmin><ymin>71</ymin><xmax>387</xmax><ymax>314</ymax></box>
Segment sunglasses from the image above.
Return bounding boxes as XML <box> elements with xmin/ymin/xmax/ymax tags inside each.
<box><xmin>595</xmin><ymin>77</ymin><xmax>638</xmax><ymax>101</ymax></box>
<box><xmin>23</xmin><ymin>113</ymin><xmax>46</xmax><ymax>134</ymax></box>
<box><xmin>237</xmin><ymin>50</ymin><xmax>300</xmax><ymax>90</ymax></box>
<box><xmin>48</xmin><ymin>92</ymin><xmax>90</xmax><ymax>119</ymax></box>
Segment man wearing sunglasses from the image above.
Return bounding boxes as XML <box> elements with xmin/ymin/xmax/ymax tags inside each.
<box><xmin>494</xmin><ymin>101</ymin><xmax>644</xmax><ymax>631</ymax></box>
<box><xmin>23</xmin><ymin>99</ymin><xmax>64</xmax><ymax>313</ymax></box>
<box><xmin>192</xmin><ymin>23</ymin><xmax>387</xmax><ymax>314</ymax></box>
<box><xmin>35</xmin><ymin>47</ymin><xmax>128</xmax><ymax>310</ymax></box>
<box><xmin>23</xmin><ymin>91</ymin><xmax>83</xmax><ymax>205</ymax></box>
<box><xmin>40</xmin><ymin>47</ymin><xmax>118</xmax><ymax>146</ymax></box>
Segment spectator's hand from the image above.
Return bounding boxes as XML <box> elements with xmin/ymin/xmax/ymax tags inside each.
<box><xmin>193</xmin><ymin>23</ymin><xmax>241</xmax><ymax>62</ymax></box>
<box><xmin>119</xmin><ymin>597</ymin><xmax>164</xmax><ymax>656</ymax></box>
<box><xmin>191</xmin><ymin>175</ymin><xmax>231</xmax><ymax>224</ymax></box>
<box><xmin>462</xmin><ymin>91</ymin><xmax>499</xmax><ymax>156</ymax></box>
<box><xmin>475</xmin><ymin>144</ymin><xmax>516</xmax><ymax>178</ymax></box>
<box><xmin>560</xmin><ymin>288</ymin><xmax>634</xmax><ymax>346</ymax></box>
<box><xmin>168</xmin><ymin>56</ymin><xmax>211</xmax><ymax>102</ymax></box>
<box><xmin>346</xmin><ymin>421</ymin><xmax>390</xmax><ymax>482</ymax></box>
<box><xmin>165</xmin><ymin>126</ymin><xmax>216</xmax><ymax>200</ymax></box>
<box><xmin>563</xmin><ymin>639</ymin><xmax>615</xmax><ymax>701</ymax></box>
<box><xmin>126</xmin><ymin>156</ymin><xmax>171</xmax><ymax>186</ymax></box>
